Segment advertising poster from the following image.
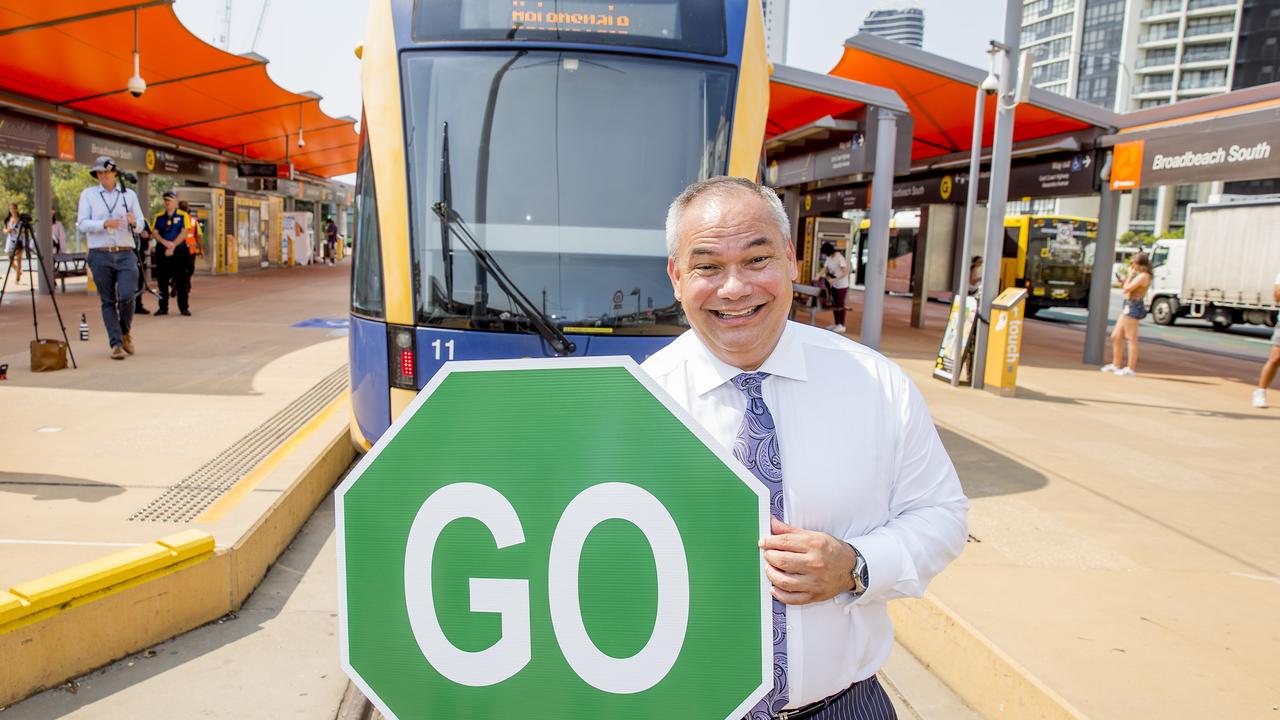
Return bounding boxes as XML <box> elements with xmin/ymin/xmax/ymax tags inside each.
<box><xmin>933</xmin><ymin>295</ymin><xmax>978</xmax><ymax>384</ymax></box>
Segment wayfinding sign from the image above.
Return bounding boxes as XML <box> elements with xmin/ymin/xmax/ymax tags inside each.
<box><xmin>337</xmin><ymin>357</ymin><xmax>770</xmax><ymax>720</ymax></box>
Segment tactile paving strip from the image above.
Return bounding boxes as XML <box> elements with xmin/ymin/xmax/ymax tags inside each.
<box><xmin>128</xmin><ymin>366</ymin><xmax>349</xmax><ymax>523</ymax></box>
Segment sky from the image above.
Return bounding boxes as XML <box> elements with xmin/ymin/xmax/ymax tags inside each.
<box><xmin>169</xmin><ymin>0</ymin><xmax>1009</xmax><ymax>183</ymax></box>
<box><xmin>785</xmin><ymin>0</ymin><xmax>1007</xmax><ymax>73</ymax></box>
<box><xmin>173</xmin><ymin>0</ymin><xmax>369</xmax><ymax>181</ymax></box>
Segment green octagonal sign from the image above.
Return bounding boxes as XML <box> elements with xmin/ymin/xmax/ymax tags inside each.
<box><xmin>337</xmin><ymin>357</ymin><xmax>770</xmax><ymax>719</ymax></box>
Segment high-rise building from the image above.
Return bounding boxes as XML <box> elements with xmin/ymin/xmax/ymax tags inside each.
<box><xmin>859</xmin><ymin>4</ymin><xmax>925</xmax><ymax>48</ymax></box>
<box><xmin>1232</xmin><ymin>0</ymin><xmax>1280</xmax><ymax>89</ymax></box>
<box><xmin>1021</xmin><ymin>0</ymin><xmax>1246</xmax><ymax>112</ymax></box>
<box><xmin>762</xmin><ymin>0</ymin><xmax>789</xmax><ymax>64</ymax></box>
<box><xmin>1019</xmin><ymin>0</ymin><xmax>1264</xmax><ymax>232</ymax></box>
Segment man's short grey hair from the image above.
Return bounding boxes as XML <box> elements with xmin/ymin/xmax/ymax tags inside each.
<box><xmin>665</xmin><ymin>176</ymin><xmax>790</xmax><ymax>257</ymax></box>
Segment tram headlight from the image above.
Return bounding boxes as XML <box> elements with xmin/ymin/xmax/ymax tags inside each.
<box><xmin>388</xmin><ymin>325</ymin><xmax>417</xmax><ymax>389</ymax></box>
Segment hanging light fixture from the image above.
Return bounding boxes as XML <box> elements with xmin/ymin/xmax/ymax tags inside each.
<box><xmin>297</xmin><ymin>104</ymin><xmax>306</xmax><ymax>148</ymax></box>
<box><xmin>127</xmin><ymin>9</ymin><xmax>147</xmax><ymax>97</ymax></box>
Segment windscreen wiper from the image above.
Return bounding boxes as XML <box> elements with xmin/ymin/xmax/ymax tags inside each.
<box><xmin>431</xmin><ymin>203</ymin><xmax>576</xmax><ymax>356</ymax></box>
<box><xmin>438</xmin><ymin>122</ymin><xmax>455</xmax><ymax>308</ymax></box>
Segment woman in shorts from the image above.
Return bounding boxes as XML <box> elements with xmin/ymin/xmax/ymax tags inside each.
<box><xmin>1102</xmin><ymin>252</ymin><xmax>1153</xmax><ymax>377</ymax></box>
<box><xmin>4</xmin><ymin>203</ymin><xmax>24</xmax><ymax>286</ymax></box>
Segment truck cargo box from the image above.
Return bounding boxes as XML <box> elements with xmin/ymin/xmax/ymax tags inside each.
<box><xmin>1182</xmin><ymin>198</ymin><xmax>1280</xmax><ymax>308</ymax></box>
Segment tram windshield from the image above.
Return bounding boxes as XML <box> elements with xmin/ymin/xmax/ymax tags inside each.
<box><xmin>405</xmin><ymin>50</ymin><xmax>733</xmax><ymax>334</ymax></box>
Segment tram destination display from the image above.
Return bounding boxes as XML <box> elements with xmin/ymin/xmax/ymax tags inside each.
<box><xmin>412</xmin><ymin>0</ymin><xmax>727</xmax><ymax>54</ymax></box>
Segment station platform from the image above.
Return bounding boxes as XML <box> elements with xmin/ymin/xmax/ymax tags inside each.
<box><xmin>1</xmin><ymin>265</ymin><xmax>1275</xmax><ymax>719</ymax></box>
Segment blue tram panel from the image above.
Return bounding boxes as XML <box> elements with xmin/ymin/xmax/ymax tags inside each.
<box><xmin>414</xmin><ymin>326</ymin><xmax>676</xmax><ymax>384</ymax></box>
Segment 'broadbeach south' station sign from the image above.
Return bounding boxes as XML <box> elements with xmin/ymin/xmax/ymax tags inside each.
<box><xmin>1109</xmin><ymin>106</ymin><xmax>1280</xmax><ymax>190</ymax></box>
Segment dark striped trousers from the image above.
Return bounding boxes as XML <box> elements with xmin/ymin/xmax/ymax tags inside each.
<box><xmin>778</xmin><ymin>676</ymin><xmax>898</xmax><ymax>720</ymax></box>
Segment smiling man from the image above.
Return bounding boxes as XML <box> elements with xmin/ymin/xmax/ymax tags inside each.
<box><xmin>642</xmin><ymin>177</ymin><xmax>968</xmax><ymax>720</ymax></box>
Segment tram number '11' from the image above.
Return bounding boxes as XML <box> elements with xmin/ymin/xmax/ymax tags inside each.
<box><xmin>431</xmin><ymin>339</ymin><xmax>455</xmax><ymax>361</ymax></box>
<box><xmin>403</xmin><ymin>482</ymin><xmax>690</xmax><ymax>694</ymax></box>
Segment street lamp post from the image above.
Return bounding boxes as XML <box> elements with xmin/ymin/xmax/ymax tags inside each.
<box><xmin>972</xmin><ymin>0</ymin><xmax>1025</xmax><ymax>391</ymax></box>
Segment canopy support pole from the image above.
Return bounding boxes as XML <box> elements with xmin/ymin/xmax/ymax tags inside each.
<box><xmin>953</xmin><ymin>84</ymin><xmax>987</xmax><ymax>386</ymax></box>
<box><xmin>1085</xmin><ymin>154</ymin><xmax>1120</xmax><ymax>365</ymax></box>
<box><xmin>33</xmin><ymin>157</ymin><xmax>53</xmax><ymax>296</ymax></box>
<box><xmin>860</xmin><ymin>108</ymin><xmax>898</xmax><ymax>351</ymax></box>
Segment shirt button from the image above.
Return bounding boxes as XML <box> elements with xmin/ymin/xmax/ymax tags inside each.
<box><xmin>786</xmin><ymin>624</ymin><xmax>792</xmax><ymax>632</ymax></box>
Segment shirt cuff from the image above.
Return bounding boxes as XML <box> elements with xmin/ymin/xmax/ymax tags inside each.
<box><xmin>831</xmin><ymin>530</ymin><xmax>915</xmax><ymax>611</ymax></box>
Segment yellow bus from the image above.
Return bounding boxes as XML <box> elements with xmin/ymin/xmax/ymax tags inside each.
<box><xmin>1000</xmin><ymin>214</ymin><xmax>1097</xmax><ymax>315</ymax></box>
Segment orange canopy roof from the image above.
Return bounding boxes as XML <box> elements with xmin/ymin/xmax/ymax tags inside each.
<box><xmin>767</xmin><ymin>63</ymin><xmax>908</xmax><ymax>139</ymax></box>
<box><xmin>0</xmin><ymin>0</ymin><xmax>357</xmax><ymax>178</ymax></box>
<box><xmin>819</xmin><ymin>34</ymin><xmax>1118</xmax><ymax>164</ymax></box>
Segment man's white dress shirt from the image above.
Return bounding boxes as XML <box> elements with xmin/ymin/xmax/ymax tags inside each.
<box><xmin>641</xmin><ymin>321</ymin><xmax>968</xmax><ymax>707</ymax></box>
<box><xmin>76</xmin><ymin>183</ymin><xmax>142</xmax><ymax>250</ymax></box>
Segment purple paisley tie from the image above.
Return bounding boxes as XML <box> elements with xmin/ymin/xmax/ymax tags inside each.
<box><xmin>731</xmin><ymin>371</ymin><xmax>788</xmax><ymax>720</ymax></box>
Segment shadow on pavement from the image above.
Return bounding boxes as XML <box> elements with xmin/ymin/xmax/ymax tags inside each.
<box><xmin>0</xmin><ymin>473</ymin><xmax>125</xmax><ymax>502</ymax></box>
<box><xmin>1011</xmin><ymin>387</ymin><xmax>1279</xmax><ymax>422</ymax></box>
<box><xmin>937</xmin><ymin>427</ymin><xmax>1048</xmax><ymax>499</ymax></box>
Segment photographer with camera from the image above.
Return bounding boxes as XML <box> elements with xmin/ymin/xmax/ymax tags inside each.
<box><xmin>4</xmin><ymin>203</ymin><xmax>28</xmax><ymax>286</ymax></box>
<box><xmin>77</xmin><ymin>156</ymin><xmax>144</xmax><ymax>360</ymax></box>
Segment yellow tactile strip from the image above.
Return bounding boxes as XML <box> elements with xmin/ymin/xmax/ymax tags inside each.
<box><xmin>0</xmin><ymin>530</ymin><xmax>216</xmax><ymax>631</ymax></box>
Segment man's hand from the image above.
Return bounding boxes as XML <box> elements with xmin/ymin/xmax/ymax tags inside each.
<box><xmin>759</xmin><ymin>517</ymin><xmax>858</xmax><ymax>605</ymax></box>
<box><xmin>104</xmin><ymin>218</ymin><xmax>123</xmax><ymax>230</ymax></box>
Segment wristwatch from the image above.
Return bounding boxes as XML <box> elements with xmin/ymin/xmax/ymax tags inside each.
<box><xmin>848</xmin><ymin>545</ymin><xmax>869</xmax><ymax>598</ymax></box>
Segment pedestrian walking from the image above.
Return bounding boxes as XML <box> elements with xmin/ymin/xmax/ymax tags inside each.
<box><xmin>1101</xmin><ymin>251</ymin><xmax>1153</xmax><ymax>377</ymax></box>
<box><xmin>1252</xmin><ymin>270</ymin><xmax>1280</xmax><ymax>408</ymax></box>
<box><xmin>644</xmin><ymin>176</ymin><xmax>968</xmax><ymax>720</ymax></box>
<box><xmin>50</xmin><ymin>209</ymin><xmax>66</xmax><ymax>255</ymax></box>
<box><xmin>814</xmin><ymin>241</ymin><xmax>849</xmax><ymax>333</ymax></box>
<box><xmin>76</xmin><ymin>156</ymin><xmax>144</xmax><ymax>359</ymax></box>
<box><xmin>324</xmin><ymin>217</ymin><xmax>338</xmax><ymax>265</ymax></box>
<box><xmin>5</xmin><ymin>203</ymin><xmax>26</xmax><ymax>286</ymax></box>
<box><xmin>151</xmin><ymin>191</ymin><xmax>193</xmax><ymax>316</ymax></box>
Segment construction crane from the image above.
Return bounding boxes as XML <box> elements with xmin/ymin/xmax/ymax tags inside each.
<box><xmin>218</xmin><ymin>0</ymin><xmax>233</xmax><ymax>49</ymax></box>
<box><xmin>250</xmin><ymin>0</ymin><xmax>272</xmax><ymax>53</ymax></box>
<box><xmin>216</xmin><ymin>1</ymin><xmax>269</xmax><ymax>52</ymax></box>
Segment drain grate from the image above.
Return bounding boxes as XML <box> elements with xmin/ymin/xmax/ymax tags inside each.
<box><xmin>129</xmin><ymin>366</ymin><xmax>349</xmax><ymax>523</ymax></box>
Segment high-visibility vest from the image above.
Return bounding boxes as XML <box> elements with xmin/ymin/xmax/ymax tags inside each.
<box><xmin>185</xmin><ymin>215</ymin><xmax>203</xmax><ymax>255</ymax></box>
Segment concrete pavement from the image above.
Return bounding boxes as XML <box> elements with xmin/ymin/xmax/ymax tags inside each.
<box><xmin>830</xmin><ymin>291</ymin><xmax>1279</xmax><ymax>720</ymax></box>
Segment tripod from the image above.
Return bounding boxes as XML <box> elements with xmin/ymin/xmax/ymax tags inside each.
<box><xmin>0</xmin><ymin>219</ymin><xmax>77</xmax><ymax>369</ymax></box>
<box><xmin>116</xmin><ymin>173</ymin><xmax>157</xmax><ymax>304</ymax></box>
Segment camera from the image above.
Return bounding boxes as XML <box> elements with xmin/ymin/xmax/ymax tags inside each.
<box><xmin>18</xmin><ymin>212</ymin><xmax>32</xmax><ymax>224</ymax></box>
<box><xmin>127</xmin><ymin>74</ymin><xmax>146</xmax><ymax>98</ymax></box>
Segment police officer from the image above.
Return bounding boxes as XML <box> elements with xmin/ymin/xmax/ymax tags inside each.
<box><xmin>151</xmin><ymin>191</ymin><xmax>193</xmax><ymax>316</ymax></box>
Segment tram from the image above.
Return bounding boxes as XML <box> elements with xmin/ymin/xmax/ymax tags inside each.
<box><xmin>349</xmin><ymin>0</ymin><xmax>770</xmax><ymax>447</ymax></box>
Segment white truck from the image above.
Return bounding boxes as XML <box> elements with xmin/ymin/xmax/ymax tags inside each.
<box><xmin>1147</xmin><ymin>196</ymin><xmax>1280</xmax><ymax>331</ymax></box>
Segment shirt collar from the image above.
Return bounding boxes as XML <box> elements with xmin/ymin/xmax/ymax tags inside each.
<box><xmin>98</xmin><ymin>183</ymin><xmax>119</xmax><ymax>194</ymax></box>
<box><xmin>688</xmin><ymin>321</ymin><xmax>809</xmax><ymax>396</ymax></box>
